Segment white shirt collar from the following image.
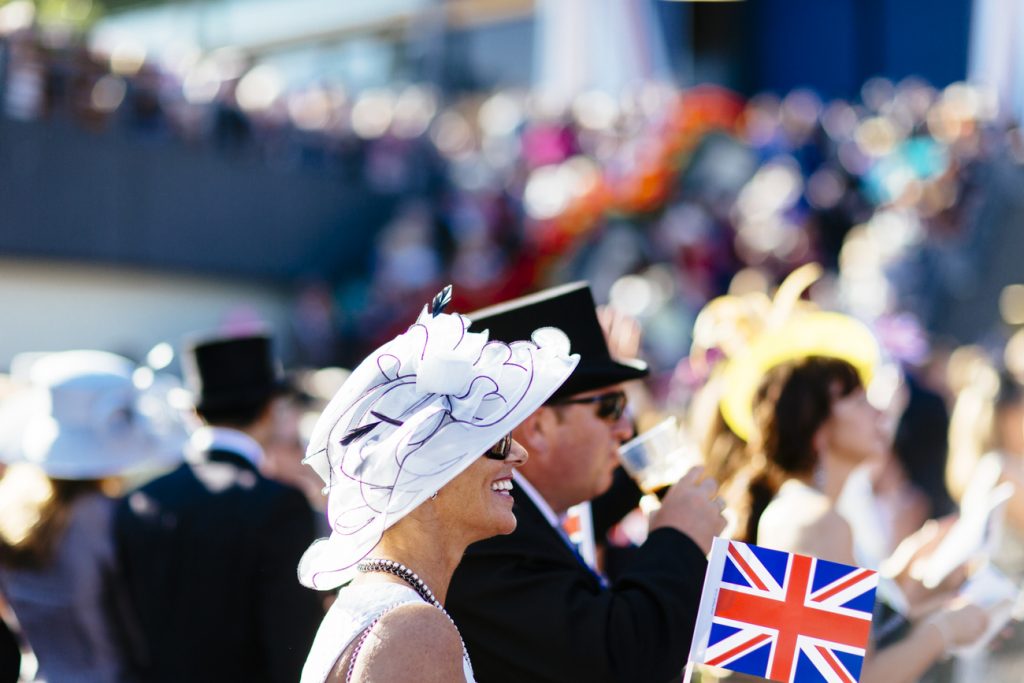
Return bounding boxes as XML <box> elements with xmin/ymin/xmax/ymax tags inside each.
<box><xmin>188</xmin><ymin>426</ymin><xmax>265</xmax><ymax>468</ymax></box>
<box><xmin>512</xmin><ymin>471</ymin><xmax>562</xmax><ymax>530</ymax></box>
<box><xmin>513</xmin><ymin>471</ymin><xmax>601</xmax><ymax>574</ymax></box>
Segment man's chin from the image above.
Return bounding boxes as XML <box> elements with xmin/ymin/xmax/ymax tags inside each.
<box><xmin>596</xmin><ymin>471</ymin><xmax>616</xmax><ymax>497</ymax></box>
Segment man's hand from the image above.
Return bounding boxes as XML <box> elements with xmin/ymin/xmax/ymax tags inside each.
<box><xmin>649</xmin><ymin>466</ymin><xmax>727</xmax><ymax>554</ymax></box>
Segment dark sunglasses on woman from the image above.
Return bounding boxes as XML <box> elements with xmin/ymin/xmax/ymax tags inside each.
<box><xmin>483</xmin><ymin>433</ymin><xmax>513</xmax><ymax>460</ymax></box>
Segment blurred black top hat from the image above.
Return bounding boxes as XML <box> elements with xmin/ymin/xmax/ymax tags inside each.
<box><xmin>183</xmin><ymin>334</ymin><xmax>288</xmax><ymax>414</ymax></box>
<box><xmin>469</xmin><ymin>282</ymin><xmax>648</xmax><ymax>401</ymax></box>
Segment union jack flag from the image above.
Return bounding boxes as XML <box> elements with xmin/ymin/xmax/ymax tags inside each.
<box><xmin>687</xmin><ymin>538</ymin><xmax>878</xmax><ymax>683</ymax></box>
<box><xmin>562</xmin><ymin>501</ymin><xmax>597</xmax><ymax>569</ymax></box>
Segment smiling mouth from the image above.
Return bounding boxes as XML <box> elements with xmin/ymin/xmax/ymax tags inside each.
<box><xmin>490</xmin><ymin>478</ymin><xmax>513</xmax><ymax>495</ymax></box>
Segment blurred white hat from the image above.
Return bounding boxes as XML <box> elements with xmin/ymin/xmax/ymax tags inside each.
<box><xmin>0</xmin><ymin>350</ymin><xmax>187</xmax><ymax>479</ymax></box>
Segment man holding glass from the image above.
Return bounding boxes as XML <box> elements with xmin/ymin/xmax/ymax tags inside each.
<box><xmin>446</xmin><ymin>282</ymin><xmax>726</xmax><ymax>683</ymax></box>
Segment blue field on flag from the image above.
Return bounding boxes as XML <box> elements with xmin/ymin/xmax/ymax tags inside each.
<box><xmin>688</xmin><ymin>538</ymin><xmax>878</xmax><ymax>683</ymax></box>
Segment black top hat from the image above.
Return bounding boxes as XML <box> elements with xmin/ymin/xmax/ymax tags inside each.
<box><xmin>469</xmin><ymin>282</ymin><xmax>648</xmax><ymax>401</ymax></box>
<box><xmin>183</xmin><ymin>334</ymin><xmax>288</xmax><ymax>413</ymax></box>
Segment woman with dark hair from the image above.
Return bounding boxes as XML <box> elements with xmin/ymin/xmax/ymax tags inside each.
<box><xmin>742</xmin><ymin>356</ymin><xmax>987</xmax><ymax>683</ymax></box>
<box><xmin>744</xmin><ymin>356</ymin><xmax>866</xmax><ymax>548</ymax></box>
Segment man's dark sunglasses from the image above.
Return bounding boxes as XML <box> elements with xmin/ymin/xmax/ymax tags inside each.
<box><xmin>551</xmin><ymin>390</ymin><xmax>628</xmax><ymax>422</ymax></box>
<box><xmin>483</xmin><ymin>433</ymin><xmax>513</xmax><ymax>460</ymax></box>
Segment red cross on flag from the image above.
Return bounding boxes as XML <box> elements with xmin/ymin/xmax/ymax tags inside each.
<box><xmin>686</xmin><ymin>538</ymin><xmax>878</xmax><ymax>683</ymax></box>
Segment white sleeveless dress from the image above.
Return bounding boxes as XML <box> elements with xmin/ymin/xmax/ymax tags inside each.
<box><xmin>300</xmin><ymin>583</ymin><xmax>476</xmax><ymax>683</ymax></box>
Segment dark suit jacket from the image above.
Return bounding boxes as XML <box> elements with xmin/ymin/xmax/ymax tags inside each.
<box><xmin>447</xmin><ymin>489</ymin><xmax>708</xmax><ymax>683</ymax></box>
<box><xmin>0</xmin><ymin>617</ymin><xmax>18</xmax><ymax>683</ymax></box>
<box><xmin>114</xmin><ymin>449</ymin><xmax>323</xmax><ymax>683</ymax></box>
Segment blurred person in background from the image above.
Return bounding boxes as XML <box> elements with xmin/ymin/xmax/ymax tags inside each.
<box><xmin>259</xmin><ymin>367</ymin><xmax>353</xmax><ymax>525</ymax></box>
<box><xmin>946</xmin><ymin>356</ymin><xmax>1024</xmax><ymax>680</ymax></box>
<box><xmin>260</xmin><ymin>380</ymin><xmax>329</xmax><ymax>523</ymax></box>
<box><xmin>289</xmin><ymin>282</ymin><xmax>344</xmax><ymax>369</ymax></box>
<box><xmin>741</xmin><ymin>355</ymin><xmax>988</xmax><ymax>683</ymax></box>
<box><xmin>296</xmin><ymin>286</ymin><xmax>577</xmax><ymax>682</ymax></box>
<box><xmin>0</xmin><ymin>610</ymin><xmax>16</xmax><ymax>683</ymax></box>
<box><xmin>1</xmin><ymin>29</ymin><xmax>47</xmax><ymax>121</ymax></box>
<box><xmin>447</xmin><ymin>282</ymin><xmax>727</xmax><ymax>683</ymax></box>
<box><xmin>891</xmin><ymin>369</ymin><xmax>957</xmax><ymax>523</ymax></box>
<box><xmin>0</xmin><ymin>395</ymin><xmax>18</xmax><ymax>683</ymax></box>
<box><xmin>114</xmin><ymin>334</ymin><xmax>323</xmax><ymax>683</ymax></box>
<box><xmin>690</xmin><ymin>375</ymin><xmax>751</xmax><ymax>541</ymax></box>
<box><xmin>0</xmin><ymin>350</ymin><xmax>184</xmax><ymax>683</ymax></box>
<box><xmin>948</xmin><ymin>360</ymin><xmax>1024</xmax><ymax>534</ymax></box>
<box><xmin>688</xmin><ymin>264</ymin><xmax>827</xmax><ymax>540</ymax></box>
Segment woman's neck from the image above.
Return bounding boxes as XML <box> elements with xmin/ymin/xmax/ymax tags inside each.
<box><xmin>800</xmin><ymin>452</ymin><xmax>858</xmax><ymax>503</ymax></box>
<box><xmin>362</xmin><ymin>518</ymin><xmax>468</xmax><ymax>605</ymax></box>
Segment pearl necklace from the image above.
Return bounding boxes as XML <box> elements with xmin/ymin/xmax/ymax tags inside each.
<box><xmin>355</xmin><ymin>558</ymin><xmax>471</xmax><ymax>667</ymax></box>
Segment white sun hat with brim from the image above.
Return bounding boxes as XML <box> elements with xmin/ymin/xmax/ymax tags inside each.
<box><xmin>298</xmin><ymin>286</ymin><xmax>580</xmax><ymax>591</ymax></box>
<box><xmin>0</xmin><ymin>350</ymin><xmax>188</xmax><ymax>479</ymax></box>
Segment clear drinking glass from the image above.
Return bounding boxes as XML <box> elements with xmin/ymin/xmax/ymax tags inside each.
<box><xmin>617</xmin><ymin>416</ymin><xmax>698</xmax><ymax>494</ymax></box>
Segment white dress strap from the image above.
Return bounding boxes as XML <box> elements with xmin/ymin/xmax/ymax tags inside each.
<box><xmin>300</xmin><ymin>584</ymin><xmax>421</xmax><ymax>683</ymax></box>
<box><xmin>301</xmin><ymin>582</ymin><xmax>476</xmax><ymax>683</ymax></box>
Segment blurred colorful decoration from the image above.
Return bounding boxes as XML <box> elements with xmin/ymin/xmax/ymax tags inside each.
<box><xmin>522</xmin><ymin>84</ymin><xmax>745</xmax><ymax>266</ymax></box>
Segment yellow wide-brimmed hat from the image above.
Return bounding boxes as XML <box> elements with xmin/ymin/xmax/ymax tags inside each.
<box><xmin>719</xmin><ymin>310</ymin><xmax>881</xmax><ymax>442</ymax></box>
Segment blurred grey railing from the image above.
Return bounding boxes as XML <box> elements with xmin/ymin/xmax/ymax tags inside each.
<box><xmin>0</xmin><ymin>117</ymin><xmax>394</xmax><ymax>282</ymax></box>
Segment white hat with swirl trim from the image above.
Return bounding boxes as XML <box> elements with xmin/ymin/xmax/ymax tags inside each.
<box><xmin>298</xmin><ymin>286</ymin><xmax>579</xmax><ymax>590</ymax></box>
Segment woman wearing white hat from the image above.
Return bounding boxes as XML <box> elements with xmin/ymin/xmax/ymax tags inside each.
<box><xmin>0</xmin><ymin>351</ymin><xmax>184</xmax><ymax>683</ymax></box>
<box><xmin>298</xmin><ymin>287</ymin><xmax>578</xmax><ymax>683</ymax></box>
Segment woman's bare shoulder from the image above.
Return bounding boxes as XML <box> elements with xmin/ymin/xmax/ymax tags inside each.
<box><xmin>792</xmin><ymin>508</ymin><xmax>855</xmax><ymax>563</ymax></box>
<box><xmin>759</xmin><ymin>486</ymin><xmax>829</xmax><ymax>534</ymax></box>
<box><xmin>333</xmin><ymin>602</ymin><xmax>465</xmax><ymax>683</ymax></box>
<box><xmin>759</xmin><ymin>494</ymin><xmax>855</xmax><ymax>563</ymax></box>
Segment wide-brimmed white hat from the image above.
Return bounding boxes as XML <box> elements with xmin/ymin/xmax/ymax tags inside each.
<box><xmin>0</xmin><ymin>350</ymin><xmax>187</xmax><ymax>479</ymax></box>
<box><xmin>298</xmin><ymin>287</ymin><xmax>579</xmax><ymax>590</ymax></box>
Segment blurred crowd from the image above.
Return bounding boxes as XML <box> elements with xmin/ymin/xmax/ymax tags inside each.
<box><xmin>4</xmin><ymin>278</ymin><xmax>1024</xmax><ymax>681</ymax></box>
<box><xmin>5</xmin><ymin>9</ymin><xmax>1024</xmax><ymax>682</ymax></box>
<box><xmin>4</xmin><ymin>21</ymin><xmax>1024</xmax><ymax>374</ymax></box>
<box><xmin>0</xmin><ymin>20</ymin><xmax>447</xmax><ymax>178</ymax></box>
<box><xmin>324</xmin><ymin>72</ymin><xmax>1024</xmax><ymax>404</ymax></box>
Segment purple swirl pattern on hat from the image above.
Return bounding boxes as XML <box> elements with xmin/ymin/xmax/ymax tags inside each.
<box><xmin>298</xmin><ymin>297</ymin><xmax>578</xmax><ymax>590</ymax></box>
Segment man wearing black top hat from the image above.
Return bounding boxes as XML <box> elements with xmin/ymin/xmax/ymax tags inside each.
<box><xmin>114</xmin><ymin>335</ymin><xmax>323</xmax><ymax>683</ymax></box>
<box><xmin>446</xmin><ymin>282</ymin><xmax>726</xmax><ymax>683</ymax></box>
